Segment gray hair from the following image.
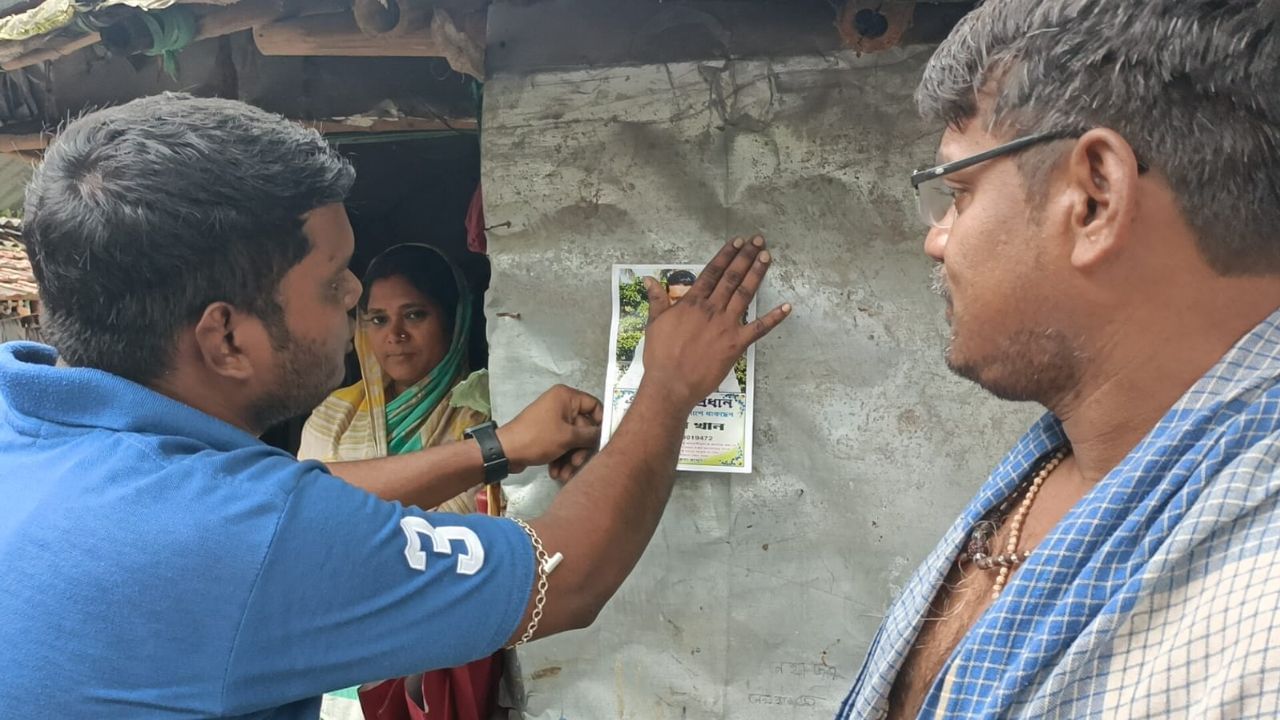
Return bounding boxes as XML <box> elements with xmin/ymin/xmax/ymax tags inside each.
<box><xmin>918</xmin><ymin>0</ymin><xmax>1280</xmax><ymax>276</ymax></box>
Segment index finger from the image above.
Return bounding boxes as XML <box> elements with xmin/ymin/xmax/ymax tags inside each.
<box><xmin>738</xmin><ymin>302</ymin><xmax>792</xmax><ymax>345</ymax></box>
<box><xmin>688</xmin><ymin>237</ymin><xmax>746</xmax><ymax>300</ymax></box>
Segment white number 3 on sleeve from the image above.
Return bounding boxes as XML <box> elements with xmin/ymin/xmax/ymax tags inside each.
<box><xmin>400</xmin><ymin>516</ymin><xmax>486</xmax><ymax>576</ymax></box>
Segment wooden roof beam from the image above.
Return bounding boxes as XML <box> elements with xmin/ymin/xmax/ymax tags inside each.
<box><xmin>254</xmin><ymin>0</ymin><xmax>486</xmax><ymax>79</ymax></box>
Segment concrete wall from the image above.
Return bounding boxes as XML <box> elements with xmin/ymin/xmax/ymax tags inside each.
<box><xmin>481</xmin><ymin>49</ymin><xmax>1039</xmax><ymax>719</ymax></box>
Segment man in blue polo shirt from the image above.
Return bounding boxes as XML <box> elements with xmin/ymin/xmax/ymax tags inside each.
<box><xmin>0</xmin><ymin>94</ymin><xmax>789</xmax><ymax>718</ymax></box>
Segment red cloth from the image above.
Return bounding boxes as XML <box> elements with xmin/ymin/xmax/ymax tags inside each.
<box><xmin>465</xmin><ymin>184</ymin><xmax>487</xmax><ymax>255</ymax></box>
<box><xmin>359</xmin><ymin>486</ymin><xmax>506</xmax><ymax>719</ymax></box>
<box><xmin>358</xmin><ymin>654</ymin><xmax>502</xmax><ymax>720</ymax></box>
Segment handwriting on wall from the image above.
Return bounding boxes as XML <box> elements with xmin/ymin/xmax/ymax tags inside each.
<box><xmin>747</xmin><ymin>693</ymin><xmax>824</xmax><ymax>707</ymax></box>
<box><xmin>773</xmin><ymin>661</ymin><xmax>841</xmax><ymax>681</ymax></box>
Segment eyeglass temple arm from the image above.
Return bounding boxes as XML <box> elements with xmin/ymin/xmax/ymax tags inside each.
<box><xmin>910</xmin><ymin>130</ymin><xmax>1077</xmax><ymax>189</ymax></box>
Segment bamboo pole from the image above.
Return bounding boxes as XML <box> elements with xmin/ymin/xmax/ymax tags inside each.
<box><xmin>1</xmin><ymin>31</ymin><xmax>100</xmax><ymax>71</ymax></box>
<box><xmin>254</xmin><ymin>11</ymin><xmax>437</xmax><ymax>57</ymax></box>
<box><xmin>301</xmin><ymin>116</ymin><xmax>477</xmax><ymax>134</ymax></box>
<box><xmin>254</xmin><ymin>2</ymin><xmax>484</xmax><ymax>78</ymax></box>
<box><xmin>0</xmin><ymin>115</ymin><xmax>477</xmax><ymax>154</ymax></box>
<box><xmin>0</xmin><ymin>133</ymin><xmax>47</xmax><ymax>153</ymax></box>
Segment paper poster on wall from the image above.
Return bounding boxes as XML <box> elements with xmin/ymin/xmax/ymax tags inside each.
<box><xmin>602</xmin><ymin>264</ymin><xmax>755</xmax><ymax>473</ymax></box>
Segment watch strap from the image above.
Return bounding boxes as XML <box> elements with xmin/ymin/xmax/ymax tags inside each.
<box><xmin>465</xmin><ymin>421</ymin><xmax>510</xmax><ymax>485</ymax></box>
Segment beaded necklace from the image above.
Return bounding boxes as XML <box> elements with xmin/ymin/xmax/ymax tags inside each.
<box><xmin>959</xmin><ymin>447</ymin><xmax>1070</xmax><ymax>599</ymax></box>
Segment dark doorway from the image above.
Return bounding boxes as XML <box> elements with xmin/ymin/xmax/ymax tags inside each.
<box><xmin>261</xmin><ymin>131</ymin><xmax>489</xmax><ymax>455</ymax></box>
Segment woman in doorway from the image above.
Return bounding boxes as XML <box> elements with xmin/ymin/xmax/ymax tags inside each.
<box><xmin>300</xmin><ymin>243</ymin><xmax>504</xmax><ymax>720</ymax></box>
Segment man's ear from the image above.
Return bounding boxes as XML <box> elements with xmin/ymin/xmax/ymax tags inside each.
<box><xmin>192</xmin><ymin>302</ymin><xmax>258</xmax><ymax>381</ymax></box>
<box><xmin>1063</xmin><ymin>127</ymin><xmax>1143</xmax><ymax>270</ymax></box>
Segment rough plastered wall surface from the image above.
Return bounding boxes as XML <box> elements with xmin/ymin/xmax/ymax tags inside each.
<box><xmin>481</xmin><ymin>49</ymin><xmax>1040</xmax><ymax>719</ymax></box>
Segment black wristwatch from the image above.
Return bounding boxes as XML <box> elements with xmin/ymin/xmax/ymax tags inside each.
<box><xmin>464</xmin><ymin>421</ymin><xmax>510</xmax><ymax>485</ymax></box>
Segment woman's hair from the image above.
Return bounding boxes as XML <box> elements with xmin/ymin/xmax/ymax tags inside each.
<box><xmin>359</xmin><ymin>245</ymin><xmax>462</xmax><ymax>334</ymax></box>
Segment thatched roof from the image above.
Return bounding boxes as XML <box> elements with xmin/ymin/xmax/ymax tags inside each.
<box><xmin>0</xmin><ymin>218</ymin><xmax>36</xmax><ymax>302</ymax></box>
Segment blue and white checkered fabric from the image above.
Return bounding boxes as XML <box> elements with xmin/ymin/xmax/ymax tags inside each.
<box><xmin>839</xmin><ymin>308</ymin><xmax>1280</xmax><ymax>719</ymax></box>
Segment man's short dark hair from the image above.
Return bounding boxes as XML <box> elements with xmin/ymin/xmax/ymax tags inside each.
<box><xmin>667</xmin><ymin>270</ymin><xmax>697</xmax><ymax>287</ymax></box>
<box><xmin>22</xmin><ymin>93</ymin><xmax>355</xmax><ymax>384</ymax></box>
<box><xmin>917</xmin><ymin>0</ymin><xmax>1279</xmax><ymax>275</ymax></box>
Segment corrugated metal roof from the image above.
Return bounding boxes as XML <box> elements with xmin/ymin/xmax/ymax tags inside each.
<box><xmin>0</xmin><ymin>218</ymin><xmax>36</xmax><ymax>301</ymax></box>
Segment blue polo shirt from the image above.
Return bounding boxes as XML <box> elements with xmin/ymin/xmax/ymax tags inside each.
<box><xmin>0</xmin><ymin>342</ymin><xmax>534</xmax><ymax>719</ymax></box>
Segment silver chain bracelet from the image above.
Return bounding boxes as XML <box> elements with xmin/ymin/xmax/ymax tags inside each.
<box><xmin>510</xmin><ymin>518</ymin><xmax>562</xmax><ymax>647</ymax></box>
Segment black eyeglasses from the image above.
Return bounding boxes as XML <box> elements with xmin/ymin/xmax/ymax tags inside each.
<box><xmin>910</xmin><ymin>130</ymin><xmax>1077</xmax><ymax>229</ymax></box>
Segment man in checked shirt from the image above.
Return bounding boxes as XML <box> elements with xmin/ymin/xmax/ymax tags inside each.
<box><xmin>840</xmin><ymin>1</ymin><xmax>1280</xmax><ymax>718</ymax></box>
